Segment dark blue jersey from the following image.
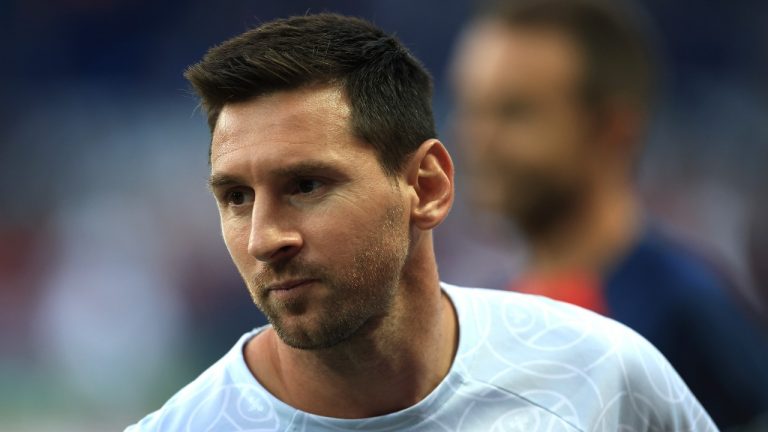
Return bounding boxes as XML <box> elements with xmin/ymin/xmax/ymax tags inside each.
<box><xmin>606</xmin><ymin>225</ymin><xmax>768</xmax><ymax>428</ymax></box>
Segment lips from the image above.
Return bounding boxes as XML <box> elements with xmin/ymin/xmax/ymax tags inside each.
<box><xmin>266</xmin><ymin>279</ymin><xmax>315</xmax><ymax>292</ymax></box>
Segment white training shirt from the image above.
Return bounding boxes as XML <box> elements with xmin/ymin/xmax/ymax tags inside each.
<box><xmin>126</xmin><ymin>283</ymin><xmax>718</xmax><ymax>431</ymax></box>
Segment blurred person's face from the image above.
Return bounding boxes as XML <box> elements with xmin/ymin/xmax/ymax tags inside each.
<box><xmin>452</xmin><ymin>21</ymin><xmax>599</xmax><ymax>234</ymax></box>
<box><xmin>209</xmin><ymin>85</ymin><xmax>411</xmax><ymax>350</ymax></box>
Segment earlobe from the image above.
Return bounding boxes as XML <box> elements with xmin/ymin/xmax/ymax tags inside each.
<box><xmin>406</xmin><ymin>139</ymin><xmax>455</xmax><ymax>230</ymax></box>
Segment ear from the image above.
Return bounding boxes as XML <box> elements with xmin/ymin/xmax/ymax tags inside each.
<box><xmin>403</xmin><ymin>139</ymin><xmax>455</xmax><ymax>230</ymax></box>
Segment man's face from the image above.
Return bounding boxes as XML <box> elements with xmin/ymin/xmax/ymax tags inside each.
<box><xmin>209</xmin><ymin>86</ymin><xmax>410</xmax><ymax>350</ymax></box>
<box><xmin>453</xmin><ymin>21</ymin><xmax>597</xmax><ymax>233</ymax></box>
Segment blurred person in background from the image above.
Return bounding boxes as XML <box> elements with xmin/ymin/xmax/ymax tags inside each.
<box><xmin>749</xmin><ymin>199</ymin><xmax>768</xmax><ymax>327</ymax></box>
<box><xmin>743</xmin><ymin>198</ymin><xmax>768</xmax><ymax>431</ymax></box>
<box><xmin>451</xmin><ymin>0</ymin><xmax>768</xmax><ymax>429</ymax></box>
<box><xmin>127</xmin><ymin>12</ymin><xmax>716</xmax><ymax>431</ymax></box>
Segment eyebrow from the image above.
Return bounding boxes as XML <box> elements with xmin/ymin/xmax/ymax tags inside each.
<box><xmin>207</xmin><ymin>173</ymin><xmax>244</xmax><ymax>190</ymax></box>
<box><xmin>207</xmin><ymin>161</ymin><xmax>345</xmax><ymax>190</ymax></box>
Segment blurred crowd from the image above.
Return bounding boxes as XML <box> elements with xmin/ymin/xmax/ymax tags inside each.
<box><xmin>2</xmin><ymin>0</ymin><xmax>767</xmax><ymax>430</ymax></box>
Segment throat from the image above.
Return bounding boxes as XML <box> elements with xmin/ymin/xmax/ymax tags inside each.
<box><xmin>244</xmin><ymin>288</ymin><xmax>458</xmax><ymax>419</ymax></box>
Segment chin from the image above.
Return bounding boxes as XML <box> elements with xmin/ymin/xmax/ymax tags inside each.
<box><xmin>269</xmin><ymin>313</ymin><xmax>361</xmax><ymax>351</ymax></box>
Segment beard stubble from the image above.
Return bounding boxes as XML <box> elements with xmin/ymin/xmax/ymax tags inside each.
<box><xmin>245</xmin><ymin>204</ymin><xmax>409</xmax><ymax>350</ymax></box>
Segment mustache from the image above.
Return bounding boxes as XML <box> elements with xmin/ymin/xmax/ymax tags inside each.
<box><xmin>252</xmin><ymin>259</ymin><xmax>328</xmax><ymax>290</ymax></box>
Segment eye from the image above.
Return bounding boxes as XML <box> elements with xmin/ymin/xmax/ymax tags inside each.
<box><xmin>229</xmin><ymin>190</ymin><xmax>245</xmax><ymax>205</ymax></box>
<box><xmin>224</xmin><ymin>188</ymin><xmax>253</xmax><ymax>206</ymax></box>
<box><xmin>294</xmin><ymin>178</ymin><xmax>324</xmax><ymax>195</ymax></box>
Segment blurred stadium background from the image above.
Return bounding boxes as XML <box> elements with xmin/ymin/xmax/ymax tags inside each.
<box><xmin>2</xmin><ymin>0</ymin><xmax>766</xmax><ymax>430</ymax></box>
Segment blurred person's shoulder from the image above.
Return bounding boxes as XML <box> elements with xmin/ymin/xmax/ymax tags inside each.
<box><xmin>610</xmin><ymin>223</ymin><xmax>736</xmax><ymax>299</ymax></box>
<box><xmin>442</xmin><ymin>282</ymin><xmax>717</xmax><ymax>430</ymax></box>
<box><xmin>124</xmin><ymin>326</ymin><xmax>276</xmax><ymax>432</ymax></box>
<box><xmin>606</xmin><ymin>222</ymin><xmax>765</xmax><ymax>330</ymax></box>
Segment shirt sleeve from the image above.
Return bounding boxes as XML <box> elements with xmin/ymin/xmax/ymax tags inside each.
<box><xmin>609</xmin><ymin>324</ymin><xmax>720</xmax><ymax>432</ymax></box>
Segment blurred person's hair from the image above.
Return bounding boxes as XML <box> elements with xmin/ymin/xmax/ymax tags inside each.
<box><xmin>184</xmin><ymin>13</ymin><xmax>435</xmax><ymax>174</ymax></box>
<box><xmin>478</xmin><ymin>0</ymin><xmax>654</xmax><ymax>115</ymax></box>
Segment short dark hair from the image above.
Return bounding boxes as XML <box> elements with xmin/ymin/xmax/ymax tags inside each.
<box><xmin>185</xmin><ymin>13</ymin><xmax>436</xmax><ymax>174</ymax></box>
<box><xmin>479</xmin><ymin>0</ymin><xmax>654</xmax><ymax>113</ymax></box>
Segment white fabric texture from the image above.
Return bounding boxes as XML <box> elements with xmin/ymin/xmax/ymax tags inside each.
<box><xmin>127</xmin><ymin>283</ymin><xmax>718</xmax><ymax>431</ymax></box>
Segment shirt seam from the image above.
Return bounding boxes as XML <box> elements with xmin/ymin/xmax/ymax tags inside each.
<box><xmin>460</xmin><ymin>373</ymin><xmax>586</xmax><ymax>432</ymax></box>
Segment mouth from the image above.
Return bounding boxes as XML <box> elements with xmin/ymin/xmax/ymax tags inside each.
<box><xmin>264</xmin><ymin>279</ymin><xmax>318</xmax><ymax>304</ymax></box>
<box><xmin>266</xmin><ymin>279</ymin><xmax>316</xmax><ymax>292</ymax></box>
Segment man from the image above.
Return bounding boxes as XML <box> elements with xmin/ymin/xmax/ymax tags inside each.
<box><xmin>128</xmin><ymin>13</ymin><xmax>715</xmax><ymax>431</ymax></box>
<box><xmin>452</xmin><ymin>0</ymin><xmax>768</xmax><ymax>428</ymax></box>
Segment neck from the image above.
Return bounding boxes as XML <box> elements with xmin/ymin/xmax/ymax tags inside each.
<box><xmin>526</xmin><ymin>175</ymin><xmax>640</xmax><ymax>276</ymax></box>
<box><xmin>244</xmin><ymin>234</ymin><xmax>458</xmax><ymax>418</ymax></box>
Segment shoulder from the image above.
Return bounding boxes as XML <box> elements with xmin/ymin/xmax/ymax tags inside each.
<box><xmin>442</xmin><ymin>283</ymin><xmax>717</xmax><ymax>431</ymax></box>
<box><xmin>610</xmin><ymin>226</ymin><xmax>732</xmax><ymax>298</ymax></box>
<box><xmin>125</xmin><ymin>327</ymin><xmax>284</xmax><ymax>432</ymax></box>
<box><xmin>444</xmin><ymin>281</ymin><xmax>626</xmax><ymax>350</ymax></box>
<box><xmin>608</xmin><ymin>226</ymin><xmax>761</xmax><ymax>337</ymax></box>
<box><xmin>444</xmin><ymin>282</ymin><xmax>647</xmax><ymax>367</ymax></box>
<box><xmin>444</xmin><ymin>283</ymin><xmax>654</xmax><ymax>376</ymax></box>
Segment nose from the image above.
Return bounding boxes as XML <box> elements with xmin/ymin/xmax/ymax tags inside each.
<box><xmin>247</xmin><ymin>200</ymin><xmax>303</xmax><ymax>263</ymax></box>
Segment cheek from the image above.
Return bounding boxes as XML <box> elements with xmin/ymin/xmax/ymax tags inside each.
<box><xmin>302</xmin><ymin>209</ymin><xmax>363</xmax><ymax>254</ymax></box>
<box><xmin>220</xmin><ymin>216</ymin><xmax>250</xmax><ymax>261</ymax></box>
<box><xmin>302</xmin><ymin>197</ymin><xmax>398</xmax><ymax>258</ymax></box>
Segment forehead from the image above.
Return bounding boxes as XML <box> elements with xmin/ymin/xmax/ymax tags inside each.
<box><xmin>453</xmin><ymin>20</ymin><xmax>582</xmax><ymax>98</ymax></box>
<box><xmin>211</xmin><ymin>86</ymin><xmax>355</xmax><ymax>166</ymax></box>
